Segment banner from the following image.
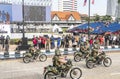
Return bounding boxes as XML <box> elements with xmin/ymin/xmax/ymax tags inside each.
<box><xmin>0</xmin><ymin>24</ymin><xmax>11</xmax><ymax>37</ymax></box>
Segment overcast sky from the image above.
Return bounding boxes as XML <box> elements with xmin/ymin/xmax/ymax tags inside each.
<box><xmin>77</xmin><ymin>0</ymin><xmax>107</xmax><ymax>16</ymax></box>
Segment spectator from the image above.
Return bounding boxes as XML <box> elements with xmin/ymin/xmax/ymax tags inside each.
<box><xmin>4</xmin><ymin>35</ymin><xmax>10</xmax><ymax>52</ymax></box>
<box><xmin>1</xmin><ymin>35</ymin><xmax>5</xmax><ymax>51</ymax></box>
<box><xmin>46</xmin><ymin>37</ymin><xmax>50</xmax><ymax>50</ymax></box>
<box><xmin>89</xmin><ymin>37</ymin><xmax>93</xmax><ymax>49</ymax></box>
<box><xmin>57</xmin><ymin>37</ymin><xmax>61</xmax><ymax>48</ymax></box>
<box><xmin>50</xmin><ymin>35</ymin><xmax>55</xmax><ymax>49</ymax></box>
<box><xmin>32</xmin><ymin>37</ymin><xmax>37</xmax><ymax>48</ymax></box>
<box><xmin>99</xmin><ymin>35</ymin><xmax>104</xmax><ymax>45</ymax></box>
<box><xmin>38</xmin><ymin>36</ymin><xmax>42</xmax><ymax>49</ymax></box>
<box><xmin>61</xmin><ymin>35</ymin><xmax>65</xmax><ymax>48</ymax></box>
<box><xmin>112</xmin><ymin>35</ymin><xmax>117</xmax><ymax>45</ymax></box>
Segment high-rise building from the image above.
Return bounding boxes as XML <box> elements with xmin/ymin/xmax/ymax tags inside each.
<box><xmin>52</xmin><ymin>0</ymin><xmax>77</xmax><ymax>11</ymax></box>
<box><xmin>107</xmin><ymin>0</ymin><xmax>120</xmax><ymax>18</ymax></box>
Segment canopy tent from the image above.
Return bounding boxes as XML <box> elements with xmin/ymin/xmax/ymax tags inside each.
<box><xmin>52</xmin><ymin>24</ymin><xmax>63</xmax><ymax>33</ymax></box>
<box><xmin>68</xmin><ymin>22</ymin><xmax>120</xmax><ymax>34</ymax></box>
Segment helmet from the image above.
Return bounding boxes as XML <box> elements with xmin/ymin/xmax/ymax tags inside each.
<box><xmin>55</xmin><ymin>49</ymin><xmax>61</xmax><ymax>56</ymax></box>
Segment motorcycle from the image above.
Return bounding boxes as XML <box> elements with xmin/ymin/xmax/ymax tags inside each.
<box><xmin>23</xmin><ymin>49</ymin><xmax>47</xmax><ymax>63</ymax></box>
<box><xmin>74</xmin><ymin>50</ymin><xmax>90</xmax><ymax>62</ymax></box>
<box><xmin>44</xmin><ymin>59</ymin><xmax>82</xmax><ymax>79</ymax></box>
<box><xmin>86</xmin><ymin>51</ymin><xmax>112</xmax><ymax>69</ymax></box>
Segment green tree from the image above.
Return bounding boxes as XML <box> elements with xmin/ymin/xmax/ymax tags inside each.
<box><xmin>94</xmin><ymin>14</ymin><xmax>100</xmax><ymax>21</ymax></box>
<box><xmin>102</xmin><ymin>15</ymin><xmax>112</xmax><ymax>21</ymax></box>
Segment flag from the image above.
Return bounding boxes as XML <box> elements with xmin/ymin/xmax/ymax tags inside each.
<box><xmin>83</xmin><ymin>0</ymin><xmax>87</xmax><ymax>6</ymax></box>
<box><xmin>92</xmin><ymin>0</ymin><xmax>94</xmax><ymax>4</ymax></box>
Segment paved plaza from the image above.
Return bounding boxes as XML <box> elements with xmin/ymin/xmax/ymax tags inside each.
<box><xmin>0</xmin><ymin>53</ymin><xmax>120</xmax><ymax>79</ymax></box>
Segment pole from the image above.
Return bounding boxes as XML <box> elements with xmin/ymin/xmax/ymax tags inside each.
<box><xmin>88</xmin><ymin>0</ymin><xmax>91</xmax><ymax>40</ymax></box>
<box><xmin>22</xmin><ymin>0</ymin><xmax>25</xmax><ymax>38</ymax></box>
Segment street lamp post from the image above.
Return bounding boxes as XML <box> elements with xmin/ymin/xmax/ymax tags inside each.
<box><xmin>22</xmin><ymin>0</ymin><xmax>25</xmax><ymax>38</ymax></box>
<box><xmin>88</xmin><ymin>0</ymin><xmax>91</xmax><ymax>40</ymax></box>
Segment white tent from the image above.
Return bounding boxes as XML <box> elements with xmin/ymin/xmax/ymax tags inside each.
<box><xmin>67</xmin><ymin>25</ymin><xmax>74</xmax><ymax>30</ymax></box>
<box><xmin>52</xmin><ymin>24</ymin><xmax>63</xmax><ymax>33</ymax></box>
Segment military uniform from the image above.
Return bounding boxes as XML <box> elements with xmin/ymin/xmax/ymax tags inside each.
<box><xmin>80</xmin><ymin>41</ymin><xmax>89</xmax><ymax>55</ymax></box>
<box><xmin>53</xmin><ymin>48</ymin><xmax>61</xmax><ymax>67</ymax></box>
<box><xmin>91</xmin><ymin>40</ymin><xmax>100</xmax><ymax>61</ymax></box>
<box><xmin>53</xmin><ymin>48</ymin><xmax>67</xmax><ymax>70</ymax></box>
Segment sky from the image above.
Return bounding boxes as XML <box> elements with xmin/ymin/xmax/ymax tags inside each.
<box><xmin>52</xmin><ymin>0</ymin><xmax>107</xmax><ymax>16</ymax></box>
<box><xmin>77</xmin><ymin>0</ymin><xmax>107</xmax><ymax>16</ymax></box>
<box><xmin>1</xmin><ymin>0</ymin><xmax>107</xmax><ymax>16</ymax></box>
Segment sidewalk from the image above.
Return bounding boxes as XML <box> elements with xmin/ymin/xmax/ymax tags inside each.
<box><xmin>0</xmin><ymin>45</ymin><xmax>120</xmax><ymax>59</ymax></box>
<box><xmin>0</xmin><ymin>45</ymin><xmax>17</xmax><ymax>52</ymax></box>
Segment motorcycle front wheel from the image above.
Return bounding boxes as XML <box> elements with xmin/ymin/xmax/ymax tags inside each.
<box><xmin>39</xmin><ymin>54</ymin><xmax>47</xmax><ymax>62</ymax></box>
<box><xmin>44</xmin><ymin>71</ymin><xmax>56</xmax><ymax>79</ymax></box>
<box><xmin>103</xmin><ymin>57</ymin><xmax>112</xmax><ymax>67</ymax></box>
<box><xmin>70</xmin><ymin>67</ymin><xmax>82</xmax><ymax>79</ymax></box>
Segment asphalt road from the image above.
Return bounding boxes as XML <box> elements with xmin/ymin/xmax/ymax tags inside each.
<box><xmin>0</xmin><ymin>53</ymin><xmax>120</xmax><ymax>79</ymax></box>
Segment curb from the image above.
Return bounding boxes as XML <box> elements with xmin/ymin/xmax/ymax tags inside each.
<box><xmin>0</xmin><ymin>46</ymin><xmax>120</xmax><ymax>59</ymax></box>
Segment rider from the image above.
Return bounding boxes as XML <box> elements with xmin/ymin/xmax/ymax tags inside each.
<box><xmin>91</xmin><ymin>40</ymin><xmax>100</xmax><ymax>62</ymax></box>
<box><xmin>28</xmin><ymin>46</ymin><xmax>38</xmax><ymax>59</ymax></box>
<box><xmin>53</xmin><ymin>47</ymin><xmax>67</xmax><ymax>70</ymax></box>
<box><xmin>80</xmin><ymin>41</ymin><xmax>90</xmax><ymax>57</ymax></box>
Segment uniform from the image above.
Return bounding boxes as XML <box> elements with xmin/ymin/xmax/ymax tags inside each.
<box><xmin>80</xmin><ymin>41</ymin><xmax>89</xmax><ymax>55</ymax></box>
<box><xmin>91</xmin><ymin>40</ymin><xmax>100</xmax><ymax>61</ymax></box>
<box><xmin>53</xmin><ymin>48</ymin><xmax>67</xmax><ymax>70</ymax></box>
<box><xmin>53</xmin><ymin>48</ymin><xmax>61</xmax><ymax>67</ymax></box>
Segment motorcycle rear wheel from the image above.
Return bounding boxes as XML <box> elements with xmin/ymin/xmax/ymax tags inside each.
<box><xmin>86</xmin><ymin>60</ymin><xmax>94</xmax><ymax>69</ymax></box>
<box><xmin>70</xmin><ymin>67</ymin><xmax>82</xmax><ymax>79</ymax></box>
<box><xmin>74</xmin><ymin>54</ymin><xmax>82</xmax><ymax>62</ymax></box>
<box><xmin>44</xmin><ymin>71</ymin><xmax>56</xmax><ymax>79</ymax></box>
<box><xmin>23</xmin><ymin>56</ymin><xmax>31</xmax><ymax>63</ymax></box>
<box><xmin>39</xmin><ymin>54</ymin><xmax>47</xmax><ymax>62</ymax></box>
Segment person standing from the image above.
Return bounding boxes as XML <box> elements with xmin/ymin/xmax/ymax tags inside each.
<box><xmin>32</xmin><ymin>37</ymin><xmax>38</xmax><ymax>48</ymax></box>
<box><xmin>50</xmin><ymin>35</ymin><xmax>55</xmax><ymax>49</ymax></box>
<box><xmin>38</xmin><ymin>36</ymin><xmax>42</xmax><ymax>49</ymax></box>
<box><xmin>5</xmin><ymin>35</ymin><xmax>10</xmax><ymax>52</ymax></box>
<box><xmin>60</xmin><ymin>35</ymin><xmax>65</xmax><ymax>48</ymax></box>
<box><xmin>1</xmin><ymin>35</ymin><xmax>5</xmax><ymax>51</ymax></box>
<box><xmin>57</xmin><ymin>37</ymin><xmax>61</xmax><ymax>48</ymax></box>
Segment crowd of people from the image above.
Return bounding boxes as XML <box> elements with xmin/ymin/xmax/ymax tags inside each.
<box><xmin>0</xmin><ymin>35</ymin><xmax>10</xmax><ymax>52</ymax></box>
<box><xmin>32</xmin><ymin>33</ymin><xmax>120</xmax><ymax>50</ymax></box>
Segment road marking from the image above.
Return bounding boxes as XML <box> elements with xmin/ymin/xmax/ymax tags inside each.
<box><xmin>110</xmin><ymin>72</ymin><xmax>120</xmax><ymax>75</ymax></box>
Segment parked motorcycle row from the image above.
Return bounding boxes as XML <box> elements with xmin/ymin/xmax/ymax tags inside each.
<box><xmin>22</xmin><ymin>47</ymin><xmax>112</xmax><ymax>79</ymax></box>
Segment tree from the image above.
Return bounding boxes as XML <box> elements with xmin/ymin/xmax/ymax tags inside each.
<box><xmin>118</xmin><ymin>0</ymin><xmax>120</xmax><ymax>3</ymax></box>
<box><xmin>102</xmin><ymin>15</ymin><xmax>112</xmax><ymax>21</ymax></box>
<box><xmin>94</xmin><ymin>14</ymin><xmax>100</xmax><ymax>21</ymax></box>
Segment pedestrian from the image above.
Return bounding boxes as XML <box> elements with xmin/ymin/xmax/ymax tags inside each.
<box><xmin>5</xmin><ymin>35</ymin><xmax>10</xmax><ymax>52</ymax></box>
<box><xmin>1</xmin><ymin>35</ymin><xmax>5</xmax><ymax>51</ymax></box>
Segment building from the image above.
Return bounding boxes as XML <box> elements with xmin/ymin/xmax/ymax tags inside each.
<box><xmin>107</xmin><ymin>0</ymin><xmax>120</xmax><ymax>19</ymax></box>
<box><xmin>52</xmin><ymin>0</ymin><xmax>77</xmax><ymax>11</ymax></box>
<box><xmin>0</xmin><ymin>0</ymin><xmax>83</xmax><ymax>36</ymax></box>
<box><xmin>51</xmin><ymin>11</ymin><xmax>81</xmax><ymax>26</ymax></box>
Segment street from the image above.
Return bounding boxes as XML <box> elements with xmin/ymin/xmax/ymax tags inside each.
<box><xmin>0</xmin><ymin>53</ymin><xmax>120</xmax><ymax>79</ymax></box>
